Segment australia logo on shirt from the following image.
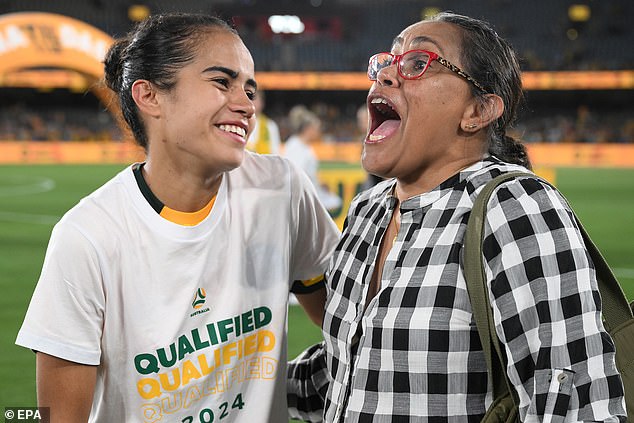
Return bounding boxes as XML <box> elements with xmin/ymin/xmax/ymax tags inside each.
<box><xmin>190</xmin><ymin>288</ymin><xmax>210</xmax><ymax>317</ymax></box>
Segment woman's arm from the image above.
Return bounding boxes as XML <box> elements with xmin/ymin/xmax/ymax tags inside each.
<box><xmin>287</xmin><ymin>342</ymin><xmax>329</xmax><ymax>423</ymax></box>
<box><xmin>36</xmin><ymin>352</ymin><xmax>97</xmax><ymax>423</ymax></box>
<box><xmin>483</xmin><ymin>177</ymin><xmax>626</xmax><ymax>421</ymax></box>
<box><xmin>295</xmin><ymin>286</ymin><xmax>327</xmax><ymax>327</ymax></box>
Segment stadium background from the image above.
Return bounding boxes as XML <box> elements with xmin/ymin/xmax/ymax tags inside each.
<box><xmin>1</xmin><ymin>0</ymin><xmax>633</xmax><ymax>418</ymax></box>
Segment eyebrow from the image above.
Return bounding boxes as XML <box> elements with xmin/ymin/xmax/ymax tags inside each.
<box><xmin>392</xmin><ymin>35</ymin><xmax>445</xmax><ymax>55</ymax></box>
<box><xmin>202</xmin><ymin>66</ymin><xmax>258</xmax><ymax>90</ymax></box>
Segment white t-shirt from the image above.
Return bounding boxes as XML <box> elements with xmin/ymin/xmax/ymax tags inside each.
<box><xmin>16</xmin><ymin>153</ymin><xmax>340</xmax><ymax>423</ymax></box>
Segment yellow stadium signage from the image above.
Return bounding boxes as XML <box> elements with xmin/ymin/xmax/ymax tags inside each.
<box><xmin>0</xmin><ymin>12</ymin><xmax>112</xmax><ymax>78</ymax></box>
<box><xmin>0</xmin><ymin>12</ymin><xmax>122</xmax><ymax>127</ymax></box>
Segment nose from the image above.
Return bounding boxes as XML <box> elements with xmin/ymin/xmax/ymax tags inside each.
<box><xmin>376</xmin><ymin>63</ymin><xmax>400</xmax><ymax>87</ymax></box>
<box><xmin>230</xmin><ymin>89</ymin><xmax>256</xmax><ymax>117</ymax></box>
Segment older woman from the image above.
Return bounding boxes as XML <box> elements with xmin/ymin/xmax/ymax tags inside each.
<box><xmin>289</xmin><ymin>12</ymin><xmax>626</xmax><ymax>423</ymax></box>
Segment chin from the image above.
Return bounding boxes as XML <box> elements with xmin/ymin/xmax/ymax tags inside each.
<box><xmin>229</xmin><ymin>151</ymin><xmax>246</xmax><ymax>169</ymax></box>
<box><xmin>217</xmin><ymin>150</ymin><xmax>245</xmax><ymax>173</ymax></box>
<box><xmin>361</xmin><ymin>154</ymin><xmax>388</xmax><ymax>179</ymax></box>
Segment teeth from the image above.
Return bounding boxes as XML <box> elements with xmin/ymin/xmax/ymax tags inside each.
<box><xmin>368</xmin><ymin>134</ymin><xmax>386</xmax><ymax>141</ymax></box>
<box><xmin>371</xmin><ymin>98</ymin><xmax>389</xmax><ymax>105</ymax></box>
<box><xmin>371</xmin><ymin>97</ymin><xmax>397</xmax><ymax>117</ymax></box>
<box><xmin>219</xmin><ymin>124</ymin><xmax>246</xmax><ymax>138</ymax></box>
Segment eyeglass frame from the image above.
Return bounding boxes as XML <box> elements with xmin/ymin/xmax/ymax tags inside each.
<box><xmin>367</xmin><ymin>49</ymin><xmax>488</xmax><ymax>94</ymax></box>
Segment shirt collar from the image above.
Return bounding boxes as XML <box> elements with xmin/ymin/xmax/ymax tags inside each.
<box><xmin>392</xmin><ymin>156</ymin><xmax>498</xmax><ymax>214</ymax></box>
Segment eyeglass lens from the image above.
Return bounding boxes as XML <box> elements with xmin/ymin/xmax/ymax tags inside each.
<box><xmin>369</xmin><ymin>51</ymin><xmax>431</xmax><ymax>80</ymax></box>
<box><xmin>400</xmin><ymin>51</ymin><xmax>430</xmax><ymax>78</ymax></box>
<box><xmin>369</xmin><ymin>54</ymin><xmax>392</xmax><ymax>79</ymax></box>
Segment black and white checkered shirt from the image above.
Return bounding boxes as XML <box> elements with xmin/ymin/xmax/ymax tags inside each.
<box><xmin>288</xmin><ymin>157</ymin><xmax>626</xmax><ymax>422</ymax></box>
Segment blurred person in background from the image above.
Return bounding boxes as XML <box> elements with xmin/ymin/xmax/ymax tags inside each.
<box><xmin>246</xmin><ymin>89</ymin><xmax>282</xmax><ymax>154</ymax></box>
<box><xmin>284</xmin><ymin>104</ymin><xmax>342</xmax><ymax>211</ymax></box>
<box><xmin>288</xmin><ymin>11</ymin><xmax>626</xmax><ymax>422</ymax></box>
<box><xmin>15</xmin><ymin>12</ymin><xmax>339</xmax><ymax>423</ymax></box>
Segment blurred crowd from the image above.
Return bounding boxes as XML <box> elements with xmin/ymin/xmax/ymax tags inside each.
<box><xmin>0</xmin><ymin>104</ymin><xmax>122</xmax><ymax>142</ymax></box>
<box><xmin>512</xmin><ymin>107</ymin><xmax>634</xmax><ymax>144</ymax></box>
<box><xmin>272</xmin><ymin>103</ymin><xmax>634</xmax><ymax>145</ymax></box>
<box><xmin>0</xmin><ymin>102</ymin><xmax>632</xmax><ymax>144</ymax></box>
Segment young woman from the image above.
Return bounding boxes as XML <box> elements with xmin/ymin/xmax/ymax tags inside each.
<box><xmin>289</xmin><ymin>12</ymin><xmax>626</xmax><ymax>422</ymax></box>
<box><xmin>16</xmin><ymin>13</ymin><xmax>339</xmax><ymax>422</ymax></box>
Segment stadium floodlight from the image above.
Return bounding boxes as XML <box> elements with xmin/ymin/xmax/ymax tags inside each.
<box><xmin>568</xmin><ymin>4</ymin><xmax>591</xmax><ymax>22</ymax></box>
<box><xmin>268</xmin><ymin>15</ymin><xmax>305</xmax><ymax>34</ymax></box>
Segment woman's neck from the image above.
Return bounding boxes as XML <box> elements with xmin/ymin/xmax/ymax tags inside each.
<box><xmin>142</xmin><ymin>161</ymin><xmax>222</xmax><ymax>212</ymax></box>
<box><xmin>394</xmin><ymin>155</ymin><xmax>483</xmax><ymax>202</ymax></box>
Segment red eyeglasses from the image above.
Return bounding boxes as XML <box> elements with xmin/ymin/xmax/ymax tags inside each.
<box><xmin>367</xmin><ymin>49</ymin><xmax>488</xmax><ymax>93</ymax></box>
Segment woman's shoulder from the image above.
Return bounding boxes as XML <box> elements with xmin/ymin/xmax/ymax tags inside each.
<box><xmin>231</xmin><ymin>151</ymin><xmax>299</xmax><ymax>187</ymax></box>
<box><xmin>61</xmin><ymin>167</ymin><xmax>129</xmax><ymax>220</ymax></box>
<box><xmin>240</xmin><ymin>150</ymin><xmax>291</xmax><ymax>172</ymax></box>
<box><xmin>51</xmin><ymin>167</ymin><xmax>133</xmax><ymax>240</ymax></box>
<box><xmin>466</xmin><ymin>157</ymin><xmax>542</xmax><ymax>191</ymax></box>
<box><xmin>467</xmin><ymin>157</ymin><xmax>568</xmax><ymax>213</ymax></box>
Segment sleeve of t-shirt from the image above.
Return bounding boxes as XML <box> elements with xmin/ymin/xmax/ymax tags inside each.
<box><xmin>287</xmin><ymin>161</ymin><xmax>340</xmax><ymax>287</ymax></box>
<box><xmin>290</xmin><ymin>275</ymin><xmax>326</xmax><ymax>294</ymax></box>
<box><xmin>15</xmin><ymin>219</ymin><xmax>105</xmax><ymax>365</ymax></box>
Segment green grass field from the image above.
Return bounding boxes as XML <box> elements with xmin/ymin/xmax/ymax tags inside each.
<box><xmin>1</xmin><ymin>164</ymin><xmax>633</xmax><ymax>410</ymax></box>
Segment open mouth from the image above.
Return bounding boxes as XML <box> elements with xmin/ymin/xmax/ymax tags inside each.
<box><xmin>217</xmin><ymin>124</ymin><xmax>247</xmax><ymax>138</ymax></box>
<box><xmin>367</xmin><ymin>97</ymin><xmax>401</xmax><ymax>142</ymax></box>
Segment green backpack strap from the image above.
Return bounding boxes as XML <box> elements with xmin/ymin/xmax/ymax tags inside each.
<box><xmin>465</xmin><ymin>171</ymin><xmax>527</xmax><ymax>403</ymax></box>
<box><xmin>464</xmin><ymin>171</ymin><xmax>634</xmax><ymax>413</ymax></box>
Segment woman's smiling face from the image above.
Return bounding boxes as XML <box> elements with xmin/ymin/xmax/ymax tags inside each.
<box><xmin>152</xmin><ymin>29</ymin><xmax>257</xmax><ymax>175</ymax></box>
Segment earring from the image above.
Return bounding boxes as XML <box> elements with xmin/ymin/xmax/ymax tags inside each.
<box><xmin>465</xmin><ymin>123</ymin><xmax>478</xmax><ymax>130</ymax></box>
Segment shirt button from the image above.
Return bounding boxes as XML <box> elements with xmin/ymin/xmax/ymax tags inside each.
<box><xmin>557</xmin><ymin>373</ymin><xmax>568</xmax><ymax>383</ymax></box>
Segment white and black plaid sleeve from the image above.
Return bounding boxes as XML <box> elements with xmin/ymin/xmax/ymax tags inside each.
<box><xmin>483</xmin><ymin>176</ymin><xmax>626</xmax><ymax>422</ymax></box>
<box><xmin>287</xmin><ymin>342</ymin><xmax>330</xmax><ymax>422</ymax></box>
